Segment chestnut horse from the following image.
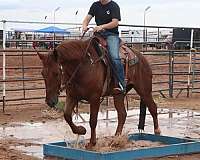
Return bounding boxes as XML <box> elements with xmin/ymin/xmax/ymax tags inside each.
<box><xmin>37</xmin><ymin>36</ymin><xmax>161</xmax><ymax>148</ymax></box>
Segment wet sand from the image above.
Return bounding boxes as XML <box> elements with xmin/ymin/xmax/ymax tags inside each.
<box><xmin>0</xmin><ymin>107</ymin><xmax>200</xmax><ymax>159</ymax></box>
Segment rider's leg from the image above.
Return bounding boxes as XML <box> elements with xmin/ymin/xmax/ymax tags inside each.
<box><xmin>106</xmin><ymin>34</ymin><xmax>126</xmax><ymax>91</ymax></box>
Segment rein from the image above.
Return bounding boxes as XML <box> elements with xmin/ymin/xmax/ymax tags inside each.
<box><xmin>60</xmin><ymin>37</ymin><xmax>94</xmax><ymax>92</ymax></box>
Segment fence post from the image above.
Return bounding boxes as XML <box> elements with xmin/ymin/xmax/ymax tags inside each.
<box><xmin>187</xmin><ymin>29</ymin><xmax>194</xmax><ymax>97</ymax></box>
<box><xmin>2</xmin><ymin>20</ymin><xmax>6</xmax><ymax>112</ymax></box>
<box><xmin>191</xmin><ymin>48</ymin><xmax>197</xmax><ymax>93</ymax></box>
<box><xmin>22</xmin><ymin>47</ymin><xmax>25</xmax><ymax>99</ymax></box>
<box><xmin>169</xmin><ymin>50</ymin><xmax>174</xmax><ymax>98</ymax></box>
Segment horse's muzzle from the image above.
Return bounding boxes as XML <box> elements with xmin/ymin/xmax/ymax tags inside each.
<box><xmin>46</xmin><ymin>96</ymin><xmax>58</xmax><ymax>108</ymax></box>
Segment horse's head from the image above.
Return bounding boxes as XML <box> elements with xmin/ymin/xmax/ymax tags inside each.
<box><xmin>37</xmin><ymin>50</ymin><xmax>62</xmax><ymax>108</ymax></box>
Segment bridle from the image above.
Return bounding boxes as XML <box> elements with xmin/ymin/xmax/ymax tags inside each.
<box><xmin>59</xmin><ymin>30</ymin><xmax>95</xmax><ymax>92</ymax></box>
<box><xmin>38</xmin><ymin>50</ymin><xmax>62</xmax><ymax>96</ymax></box>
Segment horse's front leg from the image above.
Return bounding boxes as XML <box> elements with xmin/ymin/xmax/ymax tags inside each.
<box><xmin>113</xmin><ymin>94</ymin><xmax>127</xmax><ymax>135</ymax></box>
<box><xmin>63</xmin><ymin>94</ymin><xmax>86</xmax><ymax>135</ymax></box>
<box><xmin>85</xmin><ymin>99</ymin><xmax>100</xmax><ymax>149</ymax></box>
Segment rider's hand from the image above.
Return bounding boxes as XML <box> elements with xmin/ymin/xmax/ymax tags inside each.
<box><xmin>82</xmin><ymin>25</ymin><xmax>88</xmax><ymax>32</ymax></box>
<box><xmin>93</xmin><ymin>25</ymin><xmax>104</xmax><ymax>32</ymax></box>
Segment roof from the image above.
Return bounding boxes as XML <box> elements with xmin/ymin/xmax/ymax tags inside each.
<box><xmin>35</xmin><ymin>26</ymin><xmax>70</xmax><ymax>34</ymax></box>
<box><xmin>10</xmin><ymin>28</ymin><xmax>35</xmax><ymax>32</ymax></box>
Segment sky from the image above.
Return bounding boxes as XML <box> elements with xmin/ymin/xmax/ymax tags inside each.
<box><xmin>0</xmin><ymin>0</ymin><xmax>200</xmax><ymax>30</ymax></box>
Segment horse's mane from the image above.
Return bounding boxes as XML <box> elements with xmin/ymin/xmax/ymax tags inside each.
<box><xmin>56</xmin><ymin>39</ymin><xmax>91</xmax><ymax>60</ymax></box>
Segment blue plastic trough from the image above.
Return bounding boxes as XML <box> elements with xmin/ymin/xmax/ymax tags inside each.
<box><xmin>43</xmin><ymin>133</ymin><xmax>200</xmax><ymax>160</ymax></box>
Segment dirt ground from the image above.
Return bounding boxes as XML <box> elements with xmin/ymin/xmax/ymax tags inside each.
<box><xmin>0</xmin><ymin>96</ymin><xmax>200</xmax><ymax>160</ymax></box>
<box><xmin>0</xmin><ymin>139</ymin><xmax>40</xmax><ymax>160</ymax></box>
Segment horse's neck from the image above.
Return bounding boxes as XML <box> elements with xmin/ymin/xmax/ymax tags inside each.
<box><xmin>57</xmin><ymin>39</ymin><xmax>97</xmax><ymax>80</ymax></box>
<box><xmin>57</xmin><ymin>40</ymin><xmax>88</xmax><ymax>61</ymax></box>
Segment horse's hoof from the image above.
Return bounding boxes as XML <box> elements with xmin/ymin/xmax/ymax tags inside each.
<box><xmin>77</xmin><ymin>126</ymin><xmax>86</xmax><ymax>135</ymax></box>
<box><xmin>154</xmin><ymin>128</ymin><xmax>161</xmax><ymax>135</ymax></box>
<box><xmin>115</xmin><ymin>132</ymin><xmax>122</xmax><ymax>136</ymax></box>
<box><xmin>85</xmin><ymin>142</ymin><xmax>95</xmax><ymax>150</ymax></box>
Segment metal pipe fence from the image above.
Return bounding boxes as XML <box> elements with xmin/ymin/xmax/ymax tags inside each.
<box><xmin>1</xmin><ymin>20</ymin><xmax>200</xmax><ymax>111</ymax></box>
<box><xmin>1</xmin><ymin>47</ymin><xmax>200</xmax><ymax>108</ymax></box>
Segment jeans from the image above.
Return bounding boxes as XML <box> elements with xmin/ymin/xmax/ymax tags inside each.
<box><xmin>100</xmin><ymin>31</ymin><xmax>125</xmax><ymax>90</ymax></box>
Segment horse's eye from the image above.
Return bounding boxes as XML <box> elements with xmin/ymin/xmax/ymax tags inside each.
<box><xmin>54</xmin><ymin>72</ymin><xmax>59</xmax><ymax>77</ymax></box>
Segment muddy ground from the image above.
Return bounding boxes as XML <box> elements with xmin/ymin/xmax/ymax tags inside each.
<box><xmin>0</xmin><ymin>96</ymin><xmax>200</xmax><ymax>160</ymax></box>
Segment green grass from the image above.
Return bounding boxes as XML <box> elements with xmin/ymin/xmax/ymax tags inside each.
<box><xmin>56</xmin><ymin>101</ymin><xmax>65</xmax><ymax>111</ymax></box>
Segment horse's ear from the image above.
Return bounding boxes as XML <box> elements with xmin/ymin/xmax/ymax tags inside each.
<box><xmin>36</xmin><ymin>50</ymin><xmax>45</xmax><ymax>60</ymax></box>
<box><xmin>35</xmin><ymin>50</ymin><xmax>48</xmax><ymax>66</ymax></box>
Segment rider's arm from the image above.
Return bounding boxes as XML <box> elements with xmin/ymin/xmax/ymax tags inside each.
<box><xmin>101</xmin><ymin>18</ymin><xmax>119</xmax><ymax>30</ymax></box>
<box><xmin>94</xmin><ymin>19</ymin><xmax>119</xmax><ymax>32</ymax></box>
<box><xmin>82</xmin><ymin>15</ymin><xmax>93</xmax><ymax>32</ymax></box>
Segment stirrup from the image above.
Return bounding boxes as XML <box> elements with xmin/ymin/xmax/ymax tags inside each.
<box><xmin>113</xmin><ymin>81</ymin><xmax>126</xmax><ymax>94</ymax></box>
<box><xmin>118</xmin><ymin>82</ymin><xmax>124</xmax><ymax>91</ymax></box>
<box><xmin>113</xmin><ymin>87</ymin><xmax>123</xmax><ymax>94</ymax></box>
<box><xmin>113</xmin><ymin>87</ymin><xmax>122</xmax><ymax>92</ymax></box>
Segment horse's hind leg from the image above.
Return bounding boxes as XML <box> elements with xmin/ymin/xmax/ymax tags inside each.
<box><xmin>138</xmin><ymin>98</ymin><xmax>147</xmax><ymax>131</ymax></box>
<box><xmin>113</xmin><ymin>94</ymin><xmax>127</xmax><ymax>135</ymax></box>
<box><xmin>63</xmin><ymin>94</ymin><xmax>86</xmax><ymax>135</ymax></box>
<box><xmin>142</xmin><ymin>94</ymin><xmax>161</xmax><ymax>134</ymax></box>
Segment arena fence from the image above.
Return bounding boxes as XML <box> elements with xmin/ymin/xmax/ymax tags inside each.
<box><xmin>0</xmin><ymin>20</ymin><xmax>200</xmax><ymax>112</ymax></box>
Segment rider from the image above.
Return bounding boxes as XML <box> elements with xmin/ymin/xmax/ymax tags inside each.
<box><xmin>82</xmin><ymin>0</ymin><xmax>126</xmax><ymax>93</ymax></box>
